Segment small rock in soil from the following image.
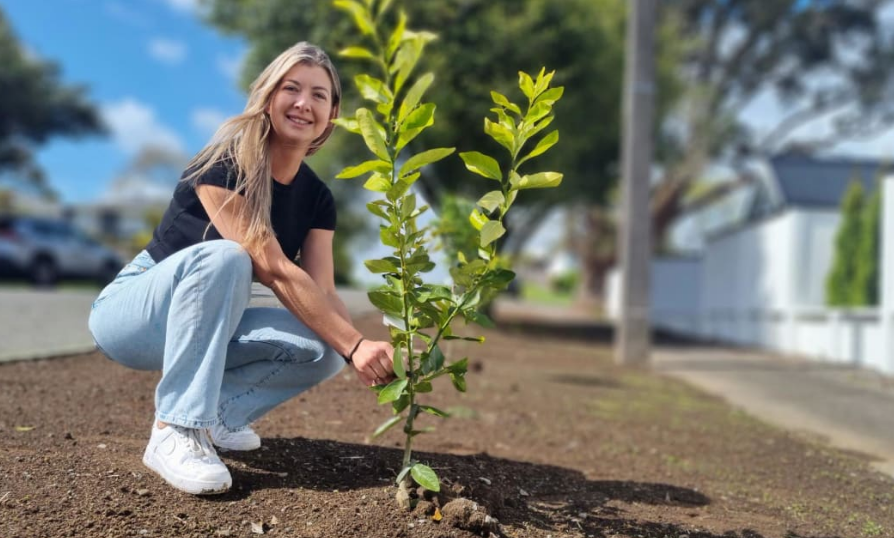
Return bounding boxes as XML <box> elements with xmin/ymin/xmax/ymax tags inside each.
<box><xmin>414</xmin><ymin>500</ymin><xmax>435</xmax><ymax>516</ymax></box>
<box><xmin>441</xmin><ymin>498</ymin><xmax>499</xmax><ymax>534</ymax></box>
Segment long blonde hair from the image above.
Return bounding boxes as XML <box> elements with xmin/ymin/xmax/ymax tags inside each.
<box><xmin>185</xmin><ymin>42</ymin><xmax>341</xmax><ymax>250</ymax></box>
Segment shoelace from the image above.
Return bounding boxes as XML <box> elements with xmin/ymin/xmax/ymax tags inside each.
<box><xmin>177</xmin><ymin>426</ymin><xmax>220</xmax><ymax>464</ymax></box>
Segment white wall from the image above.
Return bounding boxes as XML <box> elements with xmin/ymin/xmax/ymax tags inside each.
<box><xmin>606</xmin><ymin>199</ymin><xmax>894</xmax><ymax>375</ymax></box>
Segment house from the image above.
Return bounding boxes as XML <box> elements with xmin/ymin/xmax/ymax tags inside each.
<box><xmin>607</xmin><ymin>153</ymin><xmax>894</xmax><ymax>374</ymax></box>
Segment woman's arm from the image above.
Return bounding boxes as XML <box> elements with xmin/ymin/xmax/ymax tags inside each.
<box><xmin>196</xmin><ymin>184</ymin><xmax>393</xmax><ymax>385</ymax></box>
<box><xmin>301</xmin><ymin>229</ymin><xmax>353</xmax><ymax>325</ymax></box>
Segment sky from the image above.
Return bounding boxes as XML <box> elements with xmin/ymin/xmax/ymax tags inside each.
<box><xmin>2</xmin><ymin>0</ymin><xmax>247</xmax><ymax>204</ymax></box>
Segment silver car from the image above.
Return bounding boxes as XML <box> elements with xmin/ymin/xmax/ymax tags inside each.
<box><xmin>0</xmin><ymin>216</ymin><xmax>123</xmax><ymax>286</ymax></box>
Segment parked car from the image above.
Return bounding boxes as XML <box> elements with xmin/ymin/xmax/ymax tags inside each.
<box><xmin>0</xmin><ymin>216</ymin><xmax>123</xmax><ymax>287</ymax></box>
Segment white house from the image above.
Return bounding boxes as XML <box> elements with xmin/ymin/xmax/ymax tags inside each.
<box><xmin>608</xmin><ymin>153</ymin><xmax>894</xmax><ymax>374</ymax></box>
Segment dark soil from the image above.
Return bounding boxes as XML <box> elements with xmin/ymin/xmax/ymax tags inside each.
<box><xmin>2</xmin><ymin>313</ymin><xmax>893</xmax><ymax>538</ymax></box>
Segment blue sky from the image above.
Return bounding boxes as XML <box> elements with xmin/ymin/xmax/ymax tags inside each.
<box><xmin>2</xmin><ymin>0</ymin><xmax>248</xmax><ymax>203</ymax></box>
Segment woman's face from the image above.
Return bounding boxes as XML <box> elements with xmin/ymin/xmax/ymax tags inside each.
<box><xmin>266</xmin><ymin>63</ymin><xmax>335</xmax><ymax>149</ymax></box>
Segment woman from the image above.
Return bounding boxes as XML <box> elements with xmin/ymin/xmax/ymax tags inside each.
<box><xmin>89</xmin><ymin>42</ymin><xmax>395</xmax><ymax>496</ymax></box>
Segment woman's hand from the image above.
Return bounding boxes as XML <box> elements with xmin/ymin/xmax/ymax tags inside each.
<box><xmin>350</xmin><ymin>339</ymin><xmax>395</xmax><ymax>386</ymax></box>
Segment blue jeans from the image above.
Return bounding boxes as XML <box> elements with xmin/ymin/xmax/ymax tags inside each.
<box><xmin>88</xmin><ymin>240</ymin><xmax>344</xmax><ymax>430</ymax></box>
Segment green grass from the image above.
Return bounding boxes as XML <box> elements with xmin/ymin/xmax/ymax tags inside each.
<box><xmin>521</xmin><ymin>281</ymin><xmax>574</xmax><ymax>307</ymax></box>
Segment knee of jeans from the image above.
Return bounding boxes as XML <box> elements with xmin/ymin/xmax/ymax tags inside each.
<box><xmin>204</xmin><ymin>240</ymin><xmax>252</xmax><ymax>283</ymax></box>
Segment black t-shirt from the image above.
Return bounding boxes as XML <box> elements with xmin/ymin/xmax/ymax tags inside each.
<box><xmin>145</xmin><ymin>159</ymin><xmax>337</xmax><ymax>263</ymax></box>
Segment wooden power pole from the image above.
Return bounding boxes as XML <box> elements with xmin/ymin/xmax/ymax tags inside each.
<box><xmin>615</xmin><ymin>0</ymin><xmax>656</xmax><ymax>366</ymax></box>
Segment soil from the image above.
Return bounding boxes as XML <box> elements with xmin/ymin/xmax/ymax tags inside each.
<box><xmin>2</xmin><ymin>313</ymin><xmax>894</xmax><ymax>538</ymax></box>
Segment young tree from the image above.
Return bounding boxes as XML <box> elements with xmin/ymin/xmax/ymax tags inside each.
<box><xmin>827</xmin><ymin>180</ymin><xmax>865</xmax><ymax>306</ymax></box>
<box><xmin>0</xmin><ymin>8</ymin><xmax>104</xmax><ymax>196</ymax></box>
<box><xmin>853</xmin><ymin>183</ymin><xmax>882</xmax><ymax>306</ymax></box>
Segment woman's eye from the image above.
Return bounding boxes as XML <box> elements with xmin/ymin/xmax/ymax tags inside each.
<box><xmin>284</xmin><ymin>86</ymin><xmax>297</xmax><ymax>92</ymax></box>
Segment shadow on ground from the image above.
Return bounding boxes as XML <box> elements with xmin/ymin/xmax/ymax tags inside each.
<box><xmin>219</xmin><ymin>437</ymin><xmax>840</xmax><ymax>538</ymax></box>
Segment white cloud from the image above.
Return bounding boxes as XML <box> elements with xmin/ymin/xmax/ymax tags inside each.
<box><xmin>191</xmin><ymin>107</ymin><xmax>228</xmax><ymax>138</ymax></box>
<box><xmin>217</xmin><ymin>50</ymin><xmax>246</xmax><ymax>82</ymax></box>
<box><xmin>148</xmin><ymin>38</ymin><xmax>187</xmax><ymax>65</ymax></box>
<box><xmin>101</xmin><ymin>98</ymin><xmax>185</xmax><ymax>156</ymax></box>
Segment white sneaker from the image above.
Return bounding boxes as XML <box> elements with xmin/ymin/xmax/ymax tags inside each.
<box><xmin>209</xmin><ymin>423</ymin><xmax>261</xmax><ymax>451</ymax></box>
<box><xmin>142</xmin><ymin>422</ymin><xmax>232</xmax><ymax>495</ymax></box>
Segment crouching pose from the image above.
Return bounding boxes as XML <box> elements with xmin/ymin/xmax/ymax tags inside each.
<box><xmin>89</xmin><ymin>42</ymin><xmax>395</xmax><ymax>495</ymax></box>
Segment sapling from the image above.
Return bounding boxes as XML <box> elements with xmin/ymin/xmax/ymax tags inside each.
<box><xmin>332</xmin><ymin>0</ymin><xmax>563</xmax><ymax>500</ymax></box>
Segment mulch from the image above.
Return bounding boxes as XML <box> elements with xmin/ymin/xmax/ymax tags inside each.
<box><xmin>2</xmin><ymin>313</ymin><xmax>893</xmax><ymax>538</ymax></box>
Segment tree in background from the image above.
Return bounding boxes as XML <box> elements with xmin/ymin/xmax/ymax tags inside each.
<box><xmin>654</xmin><ymin>0</ymin><xmax>894</xmax><ymax>249</ymax></box>
<box><xmin>204</xmin><ymin>0</ymin><xmax>682</xmax><ymax>238</ymax></box>
<box><xmin>0</xmin><ymin>8</ymin><xmax>104</xmax><ymax>197</ymax></box>
<box><xmin>826</xmin><ymin>180</ymin><xmax>864</xmax><ymax>306</ymax></box>
<box><xmin>854</xmin><ymin>182</ymin><xmax>882</xmax><ymax>306</ymax></box>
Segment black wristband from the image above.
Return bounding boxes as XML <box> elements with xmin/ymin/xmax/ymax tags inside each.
<box><xmin>344</xmin><ymin>337</ymin><xmax>364</xmax><ymax>364</ymax></box>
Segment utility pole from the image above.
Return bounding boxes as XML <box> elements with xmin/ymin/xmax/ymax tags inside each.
<box><xmin>615</xmin><ymin>0</ymin><xmax>656</xmax><ymax>366</ymax></box>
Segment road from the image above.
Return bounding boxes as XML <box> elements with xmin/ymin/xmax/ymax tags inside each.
<box><xmin>0</xmin><ymin>285</ymin><xmax>376</xmax><ymax>363</ymax></box>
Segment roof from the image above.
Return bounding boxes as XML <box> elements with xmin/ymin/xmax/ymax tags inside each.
<box><xmin>770</xmin><ymin>154</ymin><xmax>891</xmax><ymax>209</ymax></box>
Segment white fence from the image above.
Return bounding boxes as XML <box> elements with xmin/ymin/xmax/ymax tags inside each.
<box><xmin>607</xmin><ymin>176</ymin><xmax>894</xmax><ymax>375</ymax></box>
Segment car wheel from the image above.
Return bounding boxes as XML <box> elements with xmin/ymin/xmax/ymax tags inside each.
<box><xmin>31</xmin><ymin>257</ymin><xmax>58</xmax><ymax>288</ymax></box>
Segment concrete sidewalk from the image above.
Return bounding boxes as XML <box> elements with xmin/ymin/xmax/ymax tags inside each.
<box><xmin>654</xmin><ymin>346</ymin><xmax>894</xmax><ymax>477</ymax></box>
<box><xmin>491</xmin><ymin>298</ymin><xmax>894</xmax><ymax>477</ymax></box>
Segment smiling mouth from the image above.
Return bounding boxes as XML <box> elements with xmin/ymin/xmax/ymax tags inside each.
<box><xmin>286</xmin><ymin>115</ymin><xmax>312</xmax><ymax>126</ymax></box>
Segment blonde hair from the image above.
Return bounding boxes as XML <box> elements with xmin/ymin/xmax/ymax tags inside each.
<box><xmin>185</xmin><ymin>42</ymin><xmax>341</xmax><ymax>250</ymax></box>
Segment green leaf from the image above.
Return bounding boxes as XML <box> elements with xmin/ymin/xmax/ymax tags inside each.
<box><xmin>363</xmin><ymin>173</ymin><xmax>392</xmax><ymax>192</ymax></box>
<box><xmin>419</xmin><ymin>405</ymin><xmax>450</xmax><ymax>418</ymax></box>
<box><xmin>399</xmin><ymin>147</ymin><xmax>455</xmax><ymax>177</ymax></box>
<box><xmin>514</xmin><ymin>171</ymin><xmax>563</xmax><ymax>190</ymax></box>
<box><xmin>443</xmin><ymin>335</ymin><xmax>486</xmax><ymax>343</ymax></box>
<box><xmin>525</xmin><ymin>101</ymin><xmax>551</xmax><ymax>125</ymax></box>
<box><xmin>372</xmin><ymin>415</ymin><xmax>403</xmax><ymax>438</ymax></box>
<box><xmin>477</xmin><ymin>190</ymin><xmax>505</xmax><ymax>213</ymax></box>
<box><xmin>396</xmin><ymin>104</ymin><xmax>436</xmax><ymax>151</ymax></box>
<box><xmin>386</xmin><ymin>177</ymin><xmax>414</xmax><ymax>201</ymax></box>
<box><xmin>368</xmin><ymin>289</ymin><xmax>403</xmax><ymax>316</ymax></box>
<box><xmin>466</xmin><ymin>309</ymin><xmax>495</xmax><ymax>328</ymax></box>
<box><xmin>490</xmin><ymin>91</ymin><xmax>521</xmax><ymax>115</ymax></box>
<box><xmin>377</xmin><ymin>0</ymin><xmax>395</xmax><ymax>17</ymax></box>
<box><xmin>410</xmin><ymin>463</ymin><xmax>440</xmax><ymax>492</ymax></box>
<box><xmin>331</xmin><ymin>117</ymin><xmax>360</xmax><ymax>134</ymax></box>
<box><xmin>336</xmin><ymin>159</ymin><xmax>391</xmax><ymax>179</ymax></box>
<box><xmin>357</xmin><ymin>108</ymin><xmax>389</xmax><ymax>161</ymax></box>
<box><xmin>380</xmin><ymin>227</ymin><xmax>400</xmax><ymax>248</ymax></box>
<box><xmin>385</xmin><ymin>10</ymin><xmax>406</xmax><ymax>61</ymax></box>
<box><xmin>366</xmin><ymin>202</ymin><xmax>390</xmax><ymax>220</ymax></box>
<box><xmin>333</xmin><ymin>0</ymin><xmax>374</xmax><ymax>35</ymax></box>
<box><xmin>533</xmin><ymin>68</ymin><xmax>555</xmax><ymax>97</ymax></box>
<box><xmin>525</xmin><ymin>114</ymin><xmax>555</xmax><ymax>138</ymax></box>
<box><xmin>393</xmin><ymin>345</ymin><xmax>406</xmax><ymax>379</ymax></box>
<box><xmin>422</xmin><ymin>345</ymin><xmax>445</xmax><ymax>375</ymax></box>
<box><xmin>480</xmin><ymin>220</ymin><xmax>506</xmax><ymax>247</ymax></box>
<box><xmin>535</xmin><ymin>86</ymin><xmax>564</xmax><ymax>105</ymax></box>
<box><xmin>484</xmin><ymin>118</ymin><xmax>515</xmax><ymax>155</ymax></box>
<box><xmin>377</xmin><ymin>378</ymin><xmax>409</xmax><ymax>404</ymax></box>
<box><xmin>459</xmin><ymin>151</ymin><xmax>502</xmax><ymax>181</ymax></box>
<box><xmin>483</xmin><ymin>268</ymin><xmax>516</xmax><ymax>289</ymax></box>
<box><xmin>364</xmin><ymin>258</ymin><xmax>400</xmax><ymax>273</ymax></box>
<box><xmin>355</xmin><ymin>74</ymin><xmax>392</xmax><ymax>104</ymax></box>
<box><xmin>400</xmin><ymin>102</ymin><xmax>435</xmax><ymax>132</ymax></box>
<box><xmin>469</xmin><ymin>209</ymin><xmax>489</xmax><ymax>231</ymax></box>
<box><xmin>450</xmin><ymin>372</ymin><xmax>467</xmax><ymax>393</ymax></box>
<box><xmin>447</xmin><ymin>357</ymin><xmax>469</xmax><ymax>375</ymax></box>
<box><xmin>518</xmin><ymin>131</ymin><xmax>559</xmax><ymax>167</ymax></box>
<box><xmin>413</xmin><ymin>380</ymin><xmax>433</xmax><ymax>393</ymax></box>
<box><xmin>518</xmin><ymin>70</ymin><xmax>535</xmax><ymax>101</ymax></box>
<box><xmin>339</xmin><ymin>46</ymin><xmax>375</xmax><ymax>60</ymax></box>
<box><xmin>398</xmin><ymin>73</ymin><xmax>434</xmax><ymax>124</ymax></box>
<box><xmin>392</xmin><ymin>394</ymin><xmax>410</xmax><ymax>414</ymax></box>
